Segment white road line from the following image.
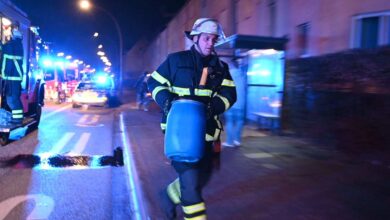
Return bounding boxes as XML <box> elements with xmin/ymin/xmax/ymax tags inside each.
<box><xmin>91</xmin><ymin>115</ymin><xmax>99</xmax><ymax>124</ymax></box>
<box><xmin>50</xmin><ymin>132</ymin><xmax>75</xmax><ymax>154</ymax></box>
<box><xmin>67</xmin><ymin>132</ymin><xmax>91</xmax><ymax>155</ymax></box>
<box><xmin>244</xmin><ymin>152</ymin><xmax>274</xmax><ymax>159</ymax></box>
<box><xmin>78</xmin><ymin>114</ymin><xmax>89</xmax><ymax>124</ymax></box>
<box><xmin>262</xmin><ymin>163</ymin><xmax>281</xmax><ymax>170</ymax></box>
<box><xmin>120</xmin><ymin>113</ymin><xmax>147</xmax><ymax>220</ymax></box>
<box><xmin>41</xmin><ymin>105</ymin><xmax>71</xmax><ymax>120</ymax></box>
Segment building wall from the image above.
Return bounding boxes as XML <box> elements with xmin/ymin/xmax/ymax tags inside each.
<box><xmin>124</xmin><ymin>0</ymin><xmax>390</xmax><ymax>74</ymax></box>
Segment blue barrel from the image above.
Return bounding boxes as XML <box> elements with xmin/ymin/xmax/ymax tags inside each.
<box><xmin>164</xmin><ymin>99</ymin><xmax>206</xmax><ymax>162</ymax></box>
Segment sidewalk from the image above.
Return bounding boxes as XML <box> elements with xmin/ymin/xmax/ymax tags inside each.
<box><xmin>119</xmin><ymin>92</ymin><xmax>390</xmax><ymax>220</ymax></box>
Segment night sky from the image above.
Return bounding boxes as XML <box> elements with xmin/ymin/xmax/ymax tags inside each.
<box><xmin>12</xmin><ymin>0</ymin><xmax>188</xmax><ymax>72</ymax></box>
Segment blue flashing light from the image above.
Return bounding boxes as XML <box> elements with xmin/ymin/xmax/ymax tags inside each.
<box><xmin>42</xmin><ymin>58</ymin><xmax>53</xmax><ymax>67</ymax></box>
<box><xmin>96</xmin><ymin>75</ymin><xmax>108</xmax><ymax>84</ymax></box>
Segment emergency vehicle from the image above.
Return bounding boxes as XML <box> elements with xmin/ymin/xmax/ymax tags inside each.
<box><xmin>42</xmin><ymin>58</ymin><xmax>80</xmax><ymax>103</ymax></box>
<box><xmin>0</xmin><ymin>1</ymin><xmax>45</xmax><ymax>145</ymax></box>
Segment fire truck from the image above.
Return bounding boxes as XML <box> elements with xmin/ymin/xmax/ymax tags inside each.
<box><xmin>42</xmin><ymin>57</ymin><xmax>80</xmax><ymax>103</ymax></box>
<box><xmin>0</xmin><ymin>1</ymin><xmax>45</xmax><ymax>145</ymax></box>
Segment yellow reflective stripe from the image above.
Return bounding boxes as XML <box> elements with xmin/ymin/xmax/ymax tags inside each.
<box><xmin>1</xmin><ymin>56</ymin><xmax>6</xmax><ymax>78</ymax></box>
<box><xmin>205</xmin><ymin>128</ymin><xmax>220</xmax><ymax>141</ymax></box>
<box><xmin>13</xmin><ymin>59</ymin><xmax>23</xmax><ymax>78</ymax></box>
<box><xmin>12</xmin><ymin>110</ymin><xmax>23</xmax><ymax>114</ymax></box>
<box><xmin>160</xmin><ymin>123</ymin><xmax>166</xmax><ymax>130</ymax></box>
<box><xmin>184</xmin><ymin>215</ymin><xmax>207</xmax><ymax>220</ymax></box>
<box><xmin>194</xmin><ymin>88</ymin><xmax>212</xmax><ymax>97</ymax></box>
<box><xmin>172</xmin><ymin>86</ymin><xmax>190</xmax><ymax>96</ymax></box>
<box><xmin>152</xmin><ymin>86</ymin><xmax>171</xmax><ymax>100</ymax></box>
<box><xmin>215</xmin><ymin>116</ymin><xmax>222</xmax><ymax>128</ymax></box>
<box><xmin>182</xmin><ymin>202</ymin><xmax>206</xmax><ymax>215</ymax></box>
<box><xmin>216</xmin><ymin>94</ymin><xmax>230</xmax><ymax>110</ymax></box>
<box><xmin>3</xmin><ymin>54</ymin><xmax>23</xmax><ymax>60</ymax></box>
<box><xmin>167</xmin><ymin>178</ymin><xmax>181</xmax><ymax>204</ymax></box>
<box><xmin>2</xmin><ymin>54</ymin><xmax>23</xmax><ymax>80</ymax></box>
<box><xmin>221</xmin><ymin>79</ymin><xmax>235</xmax><ymax>87</ymax></box>
<box><xmin>151</xmin><ymin>71</ymin><xmax>171</xmax><ymax>86</ymax></box>
<box><xmin>13</xmin><ymin>115</ymin><xmax>23</xmax><ymax>119</ymax></box>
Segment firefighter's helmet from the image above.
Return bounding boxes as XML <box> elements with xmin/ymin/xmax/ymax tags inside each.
<box><xmin>185</xmin><ymin>18</ymin><xmax>226</xmax><ymax>42</ymax></box>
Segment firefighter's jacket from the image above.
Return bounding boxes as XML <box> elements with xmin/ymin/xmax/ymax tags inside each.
<box><xmin>1</xmin><ymin>38</ymin><xmax>24</xmax><ymax>82</ymax></box>
<box><xmin>147</xmin><ymin>46</ymin><xmax>237</xmax><ymax>142</ymax></box>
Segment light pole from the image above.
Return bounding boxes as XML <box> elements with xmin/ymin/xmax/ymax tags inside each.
<box><xmin>79</xmin><ymin>0</ymin><xmax>123</xmax><ymax>94</ymax></box>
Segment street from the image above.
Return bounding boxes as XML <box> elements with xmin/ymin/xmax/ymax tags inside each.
<box><xmin>0</xmin><ymin>96</ymin><xmax>390</xmax><ymax>219</ymax></box>
<box><xmin>0</xmin><ymin>103</ymin><xmax>132</xmax><ymax>220</ymax></box>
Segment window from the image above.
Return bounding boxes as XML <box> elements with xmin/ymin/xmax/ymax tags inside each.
<box><xmin>297</xmin><ymin>22</ymin><xmax>310</xmax><ymax>57</ymax></box>
<box><xmin>352</xmin><ymin>11</ymin><xmax>390</xmax><ymax>48</ymax></box>
<box><xmin>268</xmin><ymin>0</ymin><xmax>276</xmax><ymax>36</ymax></box>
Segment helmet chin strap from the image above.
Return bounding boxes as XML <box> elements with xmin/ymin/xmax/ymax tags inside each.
<box><xmin>194</xmin><ymin>34</ymin><xmax>209</xmax><ymax>57</ymax></box>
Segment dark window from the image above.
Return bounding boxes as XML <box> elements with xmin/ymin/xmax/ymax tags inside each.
<box><xmin>268</xmin><ymin>0</ymin><xmax>276</xmax><ymax>36</ymax></box>
<box><xmin>360</xmin><ymin>17</ymin><xmax>379</xmax><ymax>48</ymax></box>
<box><xmin>297</xmin><ymin>22</ymin><xmax>310</xmax><ymax>56</ymax></box>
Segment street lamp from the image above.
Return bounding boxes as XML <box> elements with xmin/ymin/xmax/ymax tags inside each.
<box><xmin>79</xmin><ymin>0</ymin><xmax>123</xmax><ymax>94</ymax></box>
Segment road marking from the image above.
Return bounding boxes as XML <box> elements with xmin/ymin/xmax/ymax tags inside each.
<box><xmin>120</xmin><ymin>113</ymin><xmax>147</xmax><ymax>220</ymax></box>
<box><xmin>67</xmin><ymin>132</ymin><xmax>91</xmax><ymax>155</ymax></box>
<box><xmin>261</xmin><ymin>163</ymin><xmax>281</xmax><ymax>170</ymax></box>
<box><xmin>41</xmin><ymin>104</ymin><xmax>71</xmax><ymax>120</ymax></box>
<box><xmin>78</xmin><ymin>114</ymin><xmax>89</xmax><ymax>124</ymax></box>
<box><xmin>50</xmin><ymin>132</ymin><xmax>75</xmax><ymax>154</ymax></box>
<box><xmin>0</xmin><ymin>194</ymin><xmax>54</xmax><ymax>220</ymax></box>
<box><xmin>244</xmin><ymin>152</ymin><xmax>274</xmax><ymax>159</ymax></box>
<box><xmin>91</xmin><ymin>115</ymin><xmax>99</xmax><ymax>123</ymax></box>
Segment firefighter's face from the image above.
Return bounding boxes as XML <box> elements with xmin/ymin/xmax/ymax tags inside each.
<box><xmin>195</xmin><ymin>33</ymin><xmax>218</xmax><ymax>56</ymax></box>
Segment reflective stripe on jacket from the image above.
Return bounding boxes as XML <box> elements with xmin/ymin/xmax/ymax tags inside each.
<box><xmin>1</xmin><ymin>39</ymin><xmax>24</xmax><ymax>81</ymax></box>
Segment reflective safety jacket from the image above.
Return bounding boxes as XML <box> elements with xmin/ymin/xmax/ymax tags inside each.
<box><xmin>1</xmin><ymin>38</ymin><xmax>24</xmax><ymax>81</ymax></box>
<box><xmin>147</xmin><ymin>46</ymin><xmax>237</xmax><ymax>142</ymax></box>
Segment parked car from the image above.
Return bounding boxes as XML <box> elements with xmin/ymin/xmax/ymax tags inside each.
<box><xmin>71</xmin><ymin>75</ymin><xmax>115</xmax><ymax>108</ymax></box>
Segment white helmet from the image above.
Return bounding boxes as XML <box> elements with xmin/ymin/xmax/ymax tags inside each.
<box><xmin>185</xmin><ymin>18</ymin><xmax>226</xmax><ymax>42</ymax></box>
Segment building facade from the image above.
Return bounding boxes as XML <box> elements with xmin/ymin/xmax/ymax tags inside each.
<box><xmin>124</xmin><ymin>0</ymin><xmax>390</xmax><ymax>124</ymax></box>
<box><xmin>125</xmin><ymin>0</ymin><xmax>390</xmax><ymax>75</ymax></box>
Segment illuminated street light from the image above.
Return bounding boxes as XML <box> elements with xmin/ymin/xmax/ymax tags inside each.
<box><xmin>97</xmin><ymin>51</ymin><xmax>105</xmax><ymax>56</ymax></box>
<box><xmin>78</xmin><ymin>0</ymin><xmax>124</xmax><ymax>94</ymax></box>
<box><xmin>98</xmin><ymin>44</ymin><xmax>103</xmax><ymax>49</ymax></box>
<box><xmin>79</xmin><ymin>0</ymin><xmax>91</xmax><ymax>10</ymax></box>
<box><xmin>93</xmin><ymin>32</ymin><xmax>99</xmax><ymax>38</ymax></box>
<box><xmin>57</xmin><ymin>52</ymin><xmax>64</xmax><ymax>57</ymax></box>
<box><xmin>65</xmin><ymin>55</ymin><xmax>72</xmax><ymax>60</ymax></box>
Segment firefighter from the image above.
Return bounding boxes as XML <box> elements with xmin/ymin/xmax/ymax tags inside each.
<box><xmin>148</xmin><ymin>18</ymin><xmax>236</xmax><ymax>219</ymax></box>
<box><xmin>1</xmin><ymin>23</ymin><xmax>24</xmax><ymax>124</ymax></box>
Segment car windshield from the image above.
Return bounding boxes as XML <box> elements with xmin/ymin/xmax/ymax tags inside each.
<box><xmin>77</xmin><ymin>82</ymin><xmax>111</xmax><ymax>90</ymax></box>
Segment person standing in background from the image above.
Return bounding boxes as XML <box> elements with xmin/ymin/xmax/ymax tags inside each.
<box><xmin>222</xmin><ymin>61</ymin><xmax>246</xmax><ymax>147</ymax></box>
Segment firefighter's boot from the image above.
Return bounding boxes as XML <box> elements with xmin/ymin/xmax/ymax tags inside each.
<box><xmin>159</xmin><ymin>189</ymin><xmax>177</xmax><ymax>219</ymax></box>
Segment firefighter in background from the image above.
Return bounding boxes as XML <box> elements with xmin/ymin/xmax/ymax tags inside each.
<box><xmin>1</xmin><ymin>23</ymin><xmax>24</xmax><ymax>124</ymax></box>
<box><xmin>148</xmin><ymin>18</ymin><xmax>236</xmax><ymax>219</ymax></box>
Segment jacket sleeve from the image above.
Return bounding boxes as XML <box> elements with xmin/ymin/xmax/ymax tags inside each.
<box><xmin>147</xmin><ymin>55</ymin><xmax>176</xmax><ymax>109</ymax></box>
<box><xmin>209</xmin><ymin>63</ymin><xmax>237</xmax><ymax>116</ymax></box>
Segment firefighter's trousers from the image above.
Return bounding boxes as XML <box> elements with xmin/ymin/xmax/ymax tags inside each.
<box><xmin>169</xmin><ymin>141</ymin><xmax>214</xmax><ymax>219</ymax></box>
<box><xmin>5</xmin><ymin>80</ymin><xmax>23</xmax><ymax>121</ymax></box>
